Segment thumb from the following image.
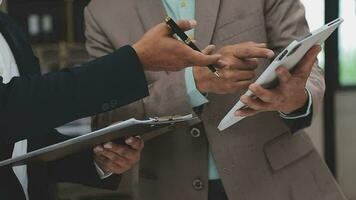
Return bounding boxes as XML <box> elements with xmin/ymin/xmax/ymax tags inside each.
<box><xmin>293</xmin><ymin>45</ymin><xmax>321</xmax><ymax>77</ymax></box>
<box><xmin>176</xmin><ymin>19</ymin><xmax>197</xmax><ymax>32</ymax></box>
<box><xmin>191</xmin><ymin>51</ymin><xmax>222</xmax><ymax>67</ymax></box>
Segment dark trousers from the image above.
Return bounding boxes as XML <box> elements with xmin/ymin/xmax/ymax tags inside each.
<box><xmin>208</xmin><ymin>180</ymin><xmax>228</xmax><ymax>200</ymax></box>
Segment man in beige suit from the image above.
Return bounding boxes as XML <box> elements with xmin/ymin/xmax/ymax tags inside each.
<box><xmin>84</xmin><ymin>0</ymin><xmax>346</xmax><ymax>200</ymax></box>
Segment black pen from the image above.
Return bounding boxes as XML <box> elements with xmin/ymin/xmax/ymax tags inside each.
<box><xmin>164</xmin><ymin>16</ymin><xmax>221</xmax><ymax>78</ymax></box>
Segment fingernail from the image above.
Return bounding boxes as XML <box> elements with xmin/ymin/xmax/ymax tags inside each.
<box><xmin>235</xmin><ymin>111</ymin><xmax>242</xmax><ymax>116</ymax></box>
<box><xmin>94</xmin><ymin>146</ymin><xmax>103</xmax><ymax>152</ymax></box>
<box><xmin>126</xmin><ymin>137</ymin><xmax>134</xmax><ymax>144</ymax></box>
<box><xmin>189</xmin><ymin>19</ymin><xmax>197</xmax><ymax>26</ymax></box>
<box><xmin>104</xmin><ymin>142</ymin><xmax>113</xmax><ymax>149</ymax></box>
<box><xmin>276</xmin><ymin>67</ymin><xmax>283</xmax><ymax>74</ymax></box>
<box><xmin>217</xmin><ymin>59</ymin><xmax>227</xmax><ymax>66</ymax></box>
<box><xmin>267</xmin><ymin>50</ymin><xmax>275</xmax><ymax>58</ymax></box>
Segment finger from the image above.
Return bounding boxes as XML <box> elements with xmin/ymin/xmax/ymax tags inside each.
<box><xmin>224</xmin><ymin>80</ymin><xmax>253</xmax><ymax>93</ymax></box>
<box><xmin>222</xmin><ymin>70</ymin><xmax>255</xmax><ymax>81</ymax></box>
<box><xmin>241</xmin><ymin>58</ymin><xmax>259</xmax><ymax>70</ymax></box>
<box><xmin>249</xmin><ymin>84</ymin><xmax>278</xmax><ymax>103</ymax></box>
<box><xmin>176</xmin><ymin>19</ymin><xmax>197</xmax><ymax>32</ymax></box>
<box><xmin>225</xmin><ymin>58</ymin><xmax>258</xmax><ymax>70</ymax></box>
<box><xmin>240</xmin><ymin>95</ymin><xmax>271</xmax><ymax>111</ymax></box>
<box><xmin>201</xmin><ymin>45</ymin><xmax>216</xmax><ymax>55</ymax></box>
<box><xmin>125</xmin><ymin>137</ymin><xmax>144</xmax><ymax>150</ymax></box>
<box><xmin>276</xmin><ymin>66</ymin><xmax>292</xmax><ymax>84</ymax></box>
<box><xmin>217</xmin><ymin>59</ymin><xmax>229</xmax><ymax>68</ymax></box>
<box><xmin>93</xmin><ymin>145</ymin><xmax>104</xmax><ymax>155</ymax></box>
<box><xmin>104</xmin><ymin>142</ymin><xmax>131</xmax><ymax>155</ymax></box>
<box><xmin>253</xmin><ymin>43</ymin><xmax>268</xmax><ymax>48</ymax></box>
<box><xmin>235</xmin><ymin>107</ymin><xmax>260</xmax><ymax>117</ymax></box>
<box><xmin>95</xmin><ymin>155</ymin><xmax>125</xmax><ymax>174</ymax></box>
<box><xmin>100</xmin><ymin>146</ymin><xmax>129</xmax><ymax>162</ymax></box>
<box><xmin>190</xmin><ymin>51</ymin><xmax>222</xmax><ymax>67</ymax></box>
<box><xmin>104</xmin><ymin>142</ymin><xmax>137</xmax><ymax>160</ymax></box>
<box><xmin>293</xmin><ymin>45</ymin><xmax>321</xmax><ymax>76</ymax></box>
<box><xmin>235</xmin><ymin>45</ymin><xmax>274</xmax><ymax>59</ymax></box>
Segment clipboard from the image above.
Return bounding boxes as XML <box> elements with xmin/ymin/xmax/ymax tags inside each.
<box><xmin>218</xmin><ymin>18</ymin><xmax>344</xmax><ymax>131</ymax></box>
<box><xmin>0</xmin><ymin>114</ymin><xmax>198</xmax><ymax>167</ymax></box>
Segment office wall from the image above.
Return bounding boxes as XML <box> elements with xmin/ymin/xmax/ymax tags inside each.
<box><xmin>336</xmin><ymin>90</ymin><xmax>356</xmax><ymax>200</ymax></box>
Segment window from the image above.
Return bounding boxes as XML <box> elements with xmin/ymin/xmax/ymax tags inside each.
<box><xmin>339</xmin><ymin>0</ymin><xmax>356</xmax><ymax>86</ymax></box>
<box><xmin>300</xmin><ymin>0</ymin><xmax>326</xmax><ymax>67</ymax></box>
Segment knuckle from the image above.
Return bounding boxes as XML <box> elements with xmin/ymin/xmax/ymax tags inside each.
<box><xmin>222</xmin><ymin>70</ymin><xmax>231</xmax><ymax>79</ymax></box>
<box><xmin>247</xmin><ymin>71</ymin><xmax>255</xmax><ymax>79</ymax></box>
<box><xmin>244</xmin><ymin>48</ymin><xmax>252</xmax><ymax>56</ymax></box>
<box><xmin>113</xmin><ymin>156</ymin><xmax>122</xmax><ymax>163</ymax></box>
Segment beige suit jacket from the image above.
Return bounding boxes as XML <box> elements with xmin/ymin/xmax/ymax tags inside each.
<box><xmin>85</xmin><ymin>0</ymin><xmax>346</xmax><ymax>199</ymax></box>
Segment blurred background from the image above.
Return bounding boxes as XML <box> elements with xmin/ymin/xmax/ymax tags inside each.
<box><xmin>0</xmin><ymin>0</ymin><xmax>355</xmax><ymax>199</ymax></box>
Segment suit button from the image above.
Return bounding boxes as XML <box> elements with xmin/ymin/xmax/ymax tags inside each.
<box><xmin>110</xmin><ymin>100</ymin><xmax>118</xmax><ymax>108</ymax></box>
<box><xmin>192</xmin><ymin>179</ymin><xmax>204</xmax><ymax>190</ymax></box>
<box><xmin>102</xmin><ymin>103</ymin><xmax>110</xmax><ymax>111</ymax></box>
<box><xmin>190</xmin><ymin>128</ymin><xmax>201</xmax><ymax>138</ymax></box>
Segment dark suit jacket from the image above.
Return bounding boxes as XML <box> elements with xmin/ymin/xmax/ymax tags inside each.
<box><xmin>0</xmin><ymin>11</ymin><xmax>148</xmax><ymax>200</ymax></box>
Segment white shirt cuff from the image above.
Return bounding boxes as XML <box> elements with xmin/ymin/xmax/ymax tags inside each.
<box><xmin>94</xmin><ymin>161</ymin><xmax>113</xmax><ymax>179</ymax></box>
<box><xmin>279</xmin><ymin>88</ymin><xmax>313</xmax><ymax>120</ymax></box>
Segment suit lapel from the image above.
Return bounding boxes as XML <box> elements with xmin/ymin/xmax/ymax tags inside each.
<box><xmin>195</xmin><ymin>0</ymin><xmax>221</xmax><ymax>48</ymax></box>
<box><xmin>136</xmin><ymin>0</ymin><xmax>167</xmax><ymax>31</ymax></box>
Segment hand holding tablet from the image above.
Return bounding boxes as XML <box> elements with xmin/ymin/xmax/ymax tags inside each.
<box><xmin>218</xmin><ymin>18</ymin><xmax>344</xmax><ymax>131</ymax></box>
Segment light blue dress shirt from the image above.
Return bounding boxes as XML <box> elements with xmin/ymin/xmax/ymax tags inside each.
<box><xmin>162</xmin><ymin>0</ymin><xmax>219</xmax><ymax>180</ymax></box>
<box><xmin>162</xmin><ymin>0</ymin><xmax>313</xmax><ymax>181</ymax></box>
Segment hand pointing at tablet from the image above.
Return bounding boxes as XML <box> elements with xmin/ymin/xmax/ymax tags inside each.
<box><xmin>235</xmin><ymin>45</ymin><xmax>321</xmax><ymax>117</ymax></box>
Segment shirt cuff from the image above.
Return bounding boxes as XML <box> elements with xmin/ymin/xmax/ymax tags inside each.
<box><xmin>94</xmin><ymin>161</ymin><xmax>113</xmax><ymax>179</ymax></box>
<box><xmin>184</xmin><ymin>67</ymin><xmax>209</xmax><ymax>108</ymax></box>
<box><xmin>279</xmin><ymin>88</ymin><xmax>313</xmax><ymax>120</ymax></box>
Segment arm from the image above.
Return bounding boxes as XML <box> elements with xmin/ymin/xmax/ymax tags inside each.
<box><xmin>0</xmin><ymin>46</ymin><xmax>148</xmax><ymax>143</ymax></box>
<box><xmin>262</xmin><ymin>0</ymin><xmax>325</xmax><ymax>131</ymax></box>
<box><xmin>85</xmin><ymin>7</ymin><xmax>194</xmax><ymax>129</ymax></box>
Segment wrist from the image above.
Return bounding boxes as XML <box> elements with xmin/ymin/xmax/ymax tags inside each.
<box><xmin>281</xmin><ymin>89</ymin><xmax>309</xmax><ymax>114</ymax></box>
<box><xmin>193</xmin><ymin>67</ymin><xmax>208</xmax><ymax>93</ymax></box>
<box><xmin>132</xmin><ymin>43</ymin><xmax>146</xmax><ymax>69</ymax></box>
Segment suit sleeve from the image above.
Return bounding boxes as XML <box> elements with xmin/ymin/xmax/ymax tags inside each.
<box><xmin>0</xmin><ymin>45</ymin><xmax>148</xmax><ymax>143</ymax></box>
<box><xmin>264</xmin><ymin>0</ymin><xmax>325</xmax><ymax>132</ymax></box>
<box><xmin>85</xmin><ymin>6</ymin><xmax>193</xmax><ymax>130</ymax></box>
<box><xmin>44</xmin><ymin>130</ymin><xmax>120</xmax><ymax>189</ymax></box>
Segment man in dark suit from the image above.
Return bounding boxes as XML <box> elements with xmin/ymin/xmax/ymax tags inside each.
<box><xmin>0</xmin><ymin>5</ymin><xmax>221</xmax><ymax>200</ymax></box>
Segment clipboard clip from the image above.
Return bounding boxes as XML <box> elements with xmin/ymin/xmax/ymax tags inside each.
<box><xmin>149</xmin><ymin>114</ymin><xmax>195</xmax><ymax>123</ymax></box>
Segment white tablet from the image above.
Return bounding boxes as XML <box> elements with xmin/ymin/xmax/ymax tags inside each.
<box><xmin>218</xmin><ymin>18</ymin><xmax>344</xmax><ymax>131</ymax></box>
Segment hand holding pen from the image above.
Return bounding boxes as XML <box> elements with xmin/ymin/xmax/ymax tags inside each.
<box><xmin>133</xmin><ymin>19</ymin><xmax>221</xmax><ymax>71</ymax></box>
<box><xmin>164</xmin><ymin>16</ymin><xmax>221</xmax><ymax>77</ymax></box>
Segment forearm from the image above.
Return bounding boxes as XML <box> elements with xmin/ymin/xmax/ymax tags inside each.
<box><xmin>0</xmin><ymin>46</ymin><xmax>148</xmax><ymax>143</ymax></box>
